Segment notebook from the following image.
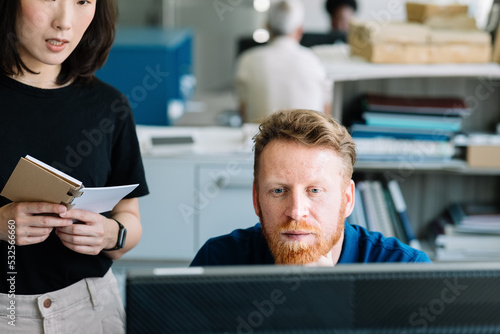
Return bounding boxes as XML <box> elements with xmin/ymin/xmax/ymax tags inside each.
<box><xmin>0</xmin><ymin>155</ymin><xmax>138</xmax><ymax>213</ymax></box>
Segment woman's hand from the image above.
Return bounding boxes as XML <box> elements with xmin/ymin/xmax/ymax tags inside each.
<box><xmin>55</xmin><ymin>209</ymin><xmax>118</xmax><ymax>256</ymax></box>
<box><xmin>0</xmin><ymin>202</ymin><xmax>73</xmax><ymax>245</ymax></box>
<box><xmin>55</xmin><ymin>198</ymin><xmax>142</xmax><ymax>259</ymax></box>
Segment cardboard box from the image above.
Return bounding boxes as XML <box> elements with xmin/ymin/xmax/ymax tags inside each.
<box><xmin>428</xmin><ymin>44</ymin><xmax>491</xmax><ymax>63</ymax></box>
<box><xmin>349</xmin><ymin>21</ymin><xmax>491</xmax><ymax>64</ymax></box>
<box><xmin>424</xmin><ymin>14</ymin><xmax>477</xmax><ymax>30</ymax></box>
<box><xmin>429</xmin><ymin>29</ymin><xmax>492</xmax><ymax>63</ymax></box>
<box><xmin>429</xmin><ymin>29</ymin><xmax>491</xmax><ymax>45</ymax></box>
<box><xmin>349</xmin><ymin>21</ymin><xmax>429</xmax><ymax>45</ymax></box>
<box><xmin>351</xmin><ymin>43</ymin><xmax>429</xmax><ymax>64</ymax></box>
<box><xmin>467</xmin><ymin>146</ymin><xmax>500</xmax><ymax>168</ymax></box>
<box><xmin>406</xmin><ymin>2</ymin><xmax>469</xmax><ymax>23</ymax></box>
<box><xmin>349</xmin><ymin>21</ymin><xmax>429</xmax><ymax>63</ymax></box>
<box><xmin>493</xmin><ymin>23</ymin><xmax>500</xmax><ymax>63</ymax></box>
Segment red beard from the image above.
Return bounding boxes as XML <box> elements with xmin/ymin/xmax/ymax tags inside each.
<box><xmin>260</xmin><ymin>201</ymin><xmax>346</xmax><ymax>265</ymax></box>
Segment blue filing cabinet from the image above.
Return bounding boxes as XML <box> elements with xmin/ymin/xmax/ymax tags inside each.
<box><xmin>96</xmin><ymin>28</ymin><xmax>193</xmax><ymax>126</ymax></box>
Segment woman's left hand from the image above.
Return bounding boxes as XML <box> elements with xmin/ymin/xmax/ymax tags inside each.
<box><xmin>55</xmin><ymin>209</ymin><xmax>118</xmax><ymax>255</ymax></box>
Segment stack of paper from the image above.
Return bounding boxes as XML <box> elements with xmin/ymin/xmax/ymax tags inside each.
<box><xmin>350</xmin><ymin>93</ymin><xmax>468</xmax><ymax>162</ymax></box>
<box><xmin>428</xmin><ymin>202</ymin><xmax>500</xmax><ymax>261</ymax></box>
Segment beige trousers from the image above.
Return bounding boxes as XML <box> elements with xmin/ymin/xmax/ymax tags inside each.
<box><xmin>0</xmin><ymin>269</ymin><xmax>125</xmax><ymax>334</ymax></box>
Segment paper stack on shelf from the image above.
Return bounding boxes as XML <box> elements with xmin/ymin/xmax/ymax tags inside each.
<box><xmin>448</xmin><ymin>202</ymin><xmax>500</xmax><ymax>233</ymax></box>
<box><xmin>362</xmin><ymin>94</ymin><xmax>472</xmax><ymax>116</ymax></box>
<box><xmin>428</xmin><ymin>202</ymin><xmax>500</xmax><ymax>261</ymax></box>
<box><xmin>354</xmin><ymin>138</ymin><xmax>455</xmax><ymax>162</ymax></box>
<box><xmin>350</xmin><ymin>93</ymin><xmax>467</xmax><ymax>162</ymax></box>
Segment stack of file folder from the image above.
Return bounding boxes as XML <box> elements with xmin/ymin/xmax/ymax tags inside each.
<box><xmin>349</xmin><ymin>93</ymin><xmax>470</xmax><ymax>162</ymax></box>
<box><xmin>428</xmin><ymin>202</ymin><xmax>500</xmax><ymax>261</ymax></box>
<box><xmin>347</xmin><ymin>179</ymin><xmax>421</xmax><ymax>250</ymax></box>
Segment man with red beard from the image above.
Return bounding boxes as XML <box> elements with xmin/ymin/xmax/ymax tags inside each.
<box><xmin>191</xmin><ymin>109</ymin><xmax>431</xmax><ymax>266</ymax></box>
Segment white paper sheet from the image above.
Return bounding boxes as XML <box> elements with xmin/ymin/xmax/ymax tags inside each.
<box><xmin>71</xmin><ymin>184</ymin><xmax>139</xmax><ymax>213</ymax></box>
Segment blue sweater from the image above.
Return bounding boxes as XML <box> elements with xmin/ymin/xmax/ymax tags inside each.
<box><xmin>190</xmin><ymin>222</ymin><xmax>431</xmax><ymax>266</ymax></box>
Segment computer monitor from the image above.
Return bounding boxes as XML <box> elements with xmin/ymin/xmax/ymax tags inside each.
<box><xmin>300</xmin><ymin>31</ymin><xmax>347</xmax><ymax>47</ymax></box>
<box><xmin>237</xmin><ymin>32</ymin><xmax>347</xmax><ymax>56</ymax></box>
<box><xmin>126</xmin><ymin>263</ymin><xmax>500</xmax><ymax>333</ymax></box>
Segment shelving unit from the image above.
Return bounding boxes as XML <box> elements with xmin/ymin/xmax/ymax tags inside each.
<box><xmin>326</xmin><ymin>61</ymin><xmax>500</xmax><ymax>122</ymax></box>
<box><xmin>324</xmin><ymin>61</ymin><xmax>500</xmax><ymax>241</ymax></box>
<box><xmin>355</xmin><ymin>160</ymin><xmax>500</xmax><ymax>175</ymax></box>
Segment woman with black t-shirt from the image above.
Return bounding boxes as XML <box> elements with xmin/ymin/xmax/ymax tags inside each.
<box><xmin>0</xmin><ymin>1</ymin><xmax>149</xmax><ymax>333</ymax></box>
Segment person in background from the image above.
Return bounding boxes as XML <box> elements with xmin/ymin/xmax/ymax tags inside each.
<box><xmin>325</xmin><ymin>0</ymin><xmax>358</xmax><ymax>36</ymax></box>
<box><xmin>0</xmin><ymin>1</ymin><xmax>148</xmax><ymax>333</ymax></box>
<box><xmin>191</xmin><ymin>109</ymin><xmax>431</xmax><ymax>266</ymax></box>
<box><xmin>235</xmin><ymin>0</ymin><xmax>331</xmax><ymax>124</ymax></box>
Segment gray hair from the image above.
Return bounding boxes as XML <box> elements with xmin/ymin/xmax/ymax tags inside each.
<box><xmin>268</xmin><ymin>0</ymin><xmax>305</xmax><ymax>36</ymax></box>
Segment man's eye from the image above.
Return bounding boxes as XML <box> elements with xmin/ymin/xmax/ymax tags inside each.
<box><xmin>310</xmin><ymin>188</ymin><xmax>321</xmax><ymax>194</ymax></box>
<box><xmin>273</xmin><ymin>188</ymin><xmax>284</xmax><ymax>194</ymax></box>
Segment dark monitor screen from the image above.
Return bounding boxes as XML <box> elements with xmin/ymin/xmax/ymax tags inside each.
<box><xmin>300</xmin><ymin>31</ymin><xmax>347</xmax><ymax>47</ymax></box>
<box><xmin>126</xmin><ymin>263</ymin><xmax>500</xmax><ymax>334</ymax></box>
<box><xmin>237</xmin><ymin>31</ymin><xmax>347</xmax><ymax>56</ymax></box>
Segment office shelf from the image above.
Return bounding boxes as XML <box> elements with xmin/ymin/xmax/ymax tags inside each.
<box><xmin>326</xmin><ymin>62</ymin><xmax>500</xmax><ymax>82</ymax></box>
<box><xmin>322</xmin><ymin>60</ymin><xmax>500</xmax><ymax>240</ymax></box>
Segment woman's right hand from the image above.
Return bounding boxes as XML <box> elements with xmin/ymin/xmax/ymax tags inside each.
<box><xmin>0</xmin><ymin>202</ymin><xmax>73</xmax><ymax>246</ymax></box>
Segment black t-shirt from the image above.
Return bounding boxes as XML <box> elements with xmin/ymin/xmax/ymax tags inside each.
<box><xmin>0</xmin><ymin>75</ymin><xmax>149</xmax><ymax>294</ymax></box>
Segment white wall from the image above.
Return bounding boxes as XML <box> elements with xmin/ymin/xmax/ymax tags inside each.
<box><xmin>162</xmin><ymin>0</ymin><xmax>264</xmax><ymax>91</ymax></box>
<box><xmin>303</xmin><ymin>0</ymin><xmax>330</xmax><ymax>31</ymax></box>
<box><xmin>117</xmin><ymin>0</ymin><xmax>162</xmax><ymax>26</ymax></box>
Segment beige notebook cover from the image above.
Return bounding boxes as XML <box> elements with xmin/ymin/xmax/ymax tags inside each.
<box><xmin>1</xmin><ymin>156</ymin><xmax>138</xmax><ymax>213</ymax></box>
<box><xmin>1</xmin><ymin>156</ymin><xmax>83</xmax><ymax>209</ymax></box>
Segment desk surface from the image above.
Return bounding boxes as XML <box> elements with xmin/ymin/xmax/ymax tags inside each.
<box><xmin>136</xmin><ymin>124</ymin><xmax>257</xmax><ymax>157</ymax></box>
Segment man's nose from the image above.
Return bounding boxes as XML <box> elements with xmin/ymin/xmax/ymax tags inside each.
<box><xmin>286</xmin><ymin>190</ymin><xmax>309</xmax><ymax>221</ymax></box>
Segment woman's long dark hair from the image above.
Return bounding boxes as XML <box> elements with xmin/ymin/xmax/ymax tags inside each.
<box><xmin>0</xmin><ymin>0</ymin><xmax>118</xmax><ymax>85</ymax></box>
